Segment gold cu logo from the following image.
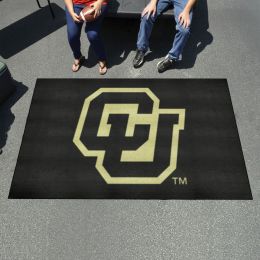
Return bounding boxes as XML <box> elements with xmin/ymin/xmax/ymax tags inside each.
<box><xmin>73</xmin><ymin>88</ymin><xmax>185</xmax><ymax>184</ymax></box>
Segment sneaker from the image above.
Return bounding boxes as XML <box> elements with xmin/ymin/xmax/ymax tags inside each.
<box><xmin>133</xmin><ymin>49</ymin><xmax>145</xmax><ymax>68</ymax></box>
<box><xmin>157</xmin><ymin>56</ymin><xmax>175</xmax><ymax>73</ymax></box>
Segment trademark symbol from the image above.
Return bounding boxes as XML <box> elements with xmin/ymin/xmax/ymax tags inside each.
<box><xmin>172</xmin><ymin>177</ymin><xmax>188</xmax><ymax>185</ymax></box>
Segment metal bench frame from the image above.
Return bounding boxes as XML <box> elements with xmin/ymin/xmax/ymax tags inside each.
<box><xmin>36</xmin><ymin>0</ymin><xmax>55</xmax><ymax>19</ymax></box>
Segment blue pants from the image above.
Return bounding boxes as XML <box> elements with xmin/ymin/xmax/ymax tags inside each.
<box><xmin>65</xmin><ymin>4</ymin><xmax>107</xmax><ymax>61</ymax></box>
<box><xmin>137</xmin><ymin>0</ymin><xmax>193</xmax><ymax>60</ymax></box>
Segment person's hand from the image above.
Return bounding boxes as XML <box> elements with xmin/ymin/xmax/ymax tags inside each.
<box><xmin>70</xmin><ymin>12</ymin><xmax>81</xmax><ymax>23</ymax></box>
<box><xmin>178</xmin><ymin>9</ymin><xmax>191</xmax><ymax>28</ymax></box>
<box><xmin>91</xmin><ymin>0</ymin><xmax>102</xmax><ymax>18</ymax></box>
<box><xmin>142</xmin><ymin>2</ymin><xmax>157</xmax><ymax>19</ymax></box>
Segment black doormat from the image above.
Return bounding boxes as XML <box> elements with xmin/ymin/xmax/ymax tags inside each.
<box><xmin>9</xmin><ymin>79</ymin><xmax>252</xmax><ymax>199</ymax></box>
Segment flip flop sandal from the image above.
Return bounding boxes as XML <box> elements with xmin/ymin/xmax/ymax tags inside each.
<box><xmin>99</xmin><ymin>61</ymin><xmax>107</xmax><ymax>75</ymax></box>
<box><xmin>72</xmin><ymin>56</ymin><xmax>85</xmax><ymax>72</ymax></box>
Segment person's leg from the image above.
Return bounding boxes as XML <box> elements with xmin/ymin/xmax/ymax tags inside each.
<box><xmin>65</xmin><ymin>5</ymin><xmax>84</xmax><ymax>60</ymax></box>
<box><xmin>168</xmin><ymin>0</ymin><xmax>193</xmax><ymax>60</ymax></box>
<box><xmin>157</xmin><ymin>0</ymin><xmax>193</xmax><ymax>72</ymax></box>
<box><xmin>136</xmin><ymin>0</ymin><xmax>172</xmax><ymax>53</ymax></box>
<box><xmin>133</xmin><ymin>0</ymin><xmax>172</xmax><ymax>68</ymax></box>
<box><xmin>85</xmin><ymin>5</ymin><xmax>108</xmax><ymax>63</ymax></box>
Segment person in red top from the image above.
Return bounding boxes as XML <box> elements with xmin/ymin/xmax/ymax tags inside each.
<box><xmin>64</xmin><ymin>0</ymin><xmax>108</xmax><ymax>75</ymax></box>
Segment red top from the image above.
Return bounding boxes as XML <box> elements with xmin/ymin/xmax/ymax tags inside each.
<box><xmin>73</xmin><ymin>0</ymin><xmax>108</xmax><ymax>5</ymax></box>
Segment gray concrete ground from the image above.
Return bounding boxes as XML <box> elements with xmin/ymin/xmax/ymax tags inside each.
<box><xmin>0</xmin><ymin>0</ymin><xmax>260</xmax><ymax>259</ymax></box>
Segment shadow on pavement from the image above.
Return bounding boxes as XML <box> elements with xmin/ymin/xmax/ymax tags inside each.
<box><xmin>84</xmin><ymin>17</ymin><xmax>137</xmax><ymax>69</ymax></box>
<box><xmin>0</xmin><ymin>81</ymin><xmax>28</xmax><ymax>154</ymax></box>
<box><xmin>84</xmin><ymin>0</ymin><xmax>212</xmax><ymax>69</ymax></box>
<box><xmin>0</xmin><ymin>0</ymin><xmax>212</xmax><ymax>68</ymax></box>
<box><xmin>0</xmin><ymin>3</ymin><xmax>65</xmax><ymax>59</ymax></box>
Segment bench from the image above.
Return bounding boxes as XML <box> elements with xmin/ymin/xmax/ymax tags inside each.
<box><xmin>36</xmin><ymin>0</ymin><xmax>55</xmax><ymax>18</ymax></box>
<box><xmin>107</xmin><ymin>0</ymin><xmax>173</xmax><ymax>18</ymax></box>
<box><xmin>38</xmin><ymin>0</ymin><xmax>173</xmax><ymax>19</ymax></box>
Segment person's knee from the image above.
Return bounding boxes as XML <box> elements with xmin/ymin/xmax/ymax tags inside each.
<box><xmin>177</xmin><ymin>24</ymin><xmax>191</xmax><ymax>36</ymax></box>
<box><xmin>141</xmin><ymin>14</ymin><xmax>156</xmax><ymax>24</ymax></box>
<box><xmin>68</xmin><ymin>30</ymin><xmax>80</xmax><ymax>43</ymax></box>
<box><xmin>87</xmin><ymin>30</ymin><xmax>99</xmax><ymax>42</ymax></box>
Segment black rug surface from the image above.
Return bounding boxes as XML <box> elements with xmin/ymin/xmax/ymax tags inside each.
<box><xmin>9</xmin><ymin>79</ymin><xmax>252</xmax><ymax>199</ymax></box>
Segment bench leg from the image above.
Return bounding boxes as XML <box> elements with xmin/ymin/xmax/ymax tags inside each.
<box><xmin>36</xmin><ymin>0</ymin><xmax>55</xmax><ymax>19</ymax></box>
<box><xmin>36</xmin><ymin>0</ymin><xmax>42</xmax><ymax>8</ymax></box>
<box><xmin>47</xmin><ymin>0</ymin><xmax>55</xmax><ymax>19</ymax></box>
